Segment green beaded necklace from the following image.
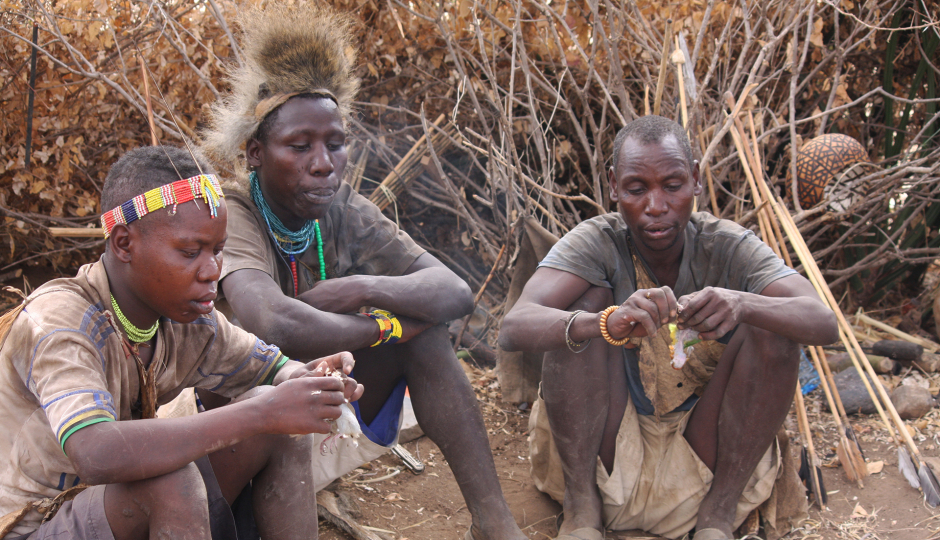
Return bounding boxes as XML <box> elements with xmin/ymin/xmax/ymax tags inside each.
<box><xmin>110</xmin><ymin>294</ymin><xmax>159</xmax><ymax>343</ymax></box>
<box><xmin>249</xmin><ymin>171</ymin><xmax>327</xmax><ymax>296</ymax></box>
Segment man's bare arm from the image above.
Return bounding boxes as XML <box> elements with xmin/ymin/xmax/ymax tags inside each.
<box><xmin>499</xmin><ymin>267</ymin><xmax>677</xmax><ymax>352</ymax></box>
<box><xmin>66</xmin><ymin>353</ymin><xmax>362</xmax><ymax>486</ymax></box>
<box><xmin>677</xmin><ymin>273</ymin><xmax>839</xmax><ymax>345</ymax></box>
<box><xmin>295</xmin><ymin>253</ymin><xmax>474</xmax><ymax>323</ymax></box>
<box><xmin>65</xmin><ymin>376</ymin><xmax>346</xmax><ymax>485</ymax></box>
<box><xmin>221</xmin><ymin>269</ymin><xmax>384</xmax><ymax>358</ymax></box>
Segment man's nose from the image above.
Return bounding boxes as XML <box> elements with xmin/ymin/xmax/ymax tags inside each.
<box><xmin>198</xmin><ymin>253</ymin><xmax>222</xmax><ymax>282</ymax></box>
<box><xmin>645</xmin><ymin>190</ymin><xmax>668</xmax><ymax>215</ymax></box>
<box><xmin>309</xmin><ymin>143</ymin><xmax>334</xmax><ymax>176</ymax></box>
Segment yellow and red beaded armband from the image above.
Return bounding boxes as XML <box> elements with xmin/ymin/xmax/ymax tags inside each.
<box><xmin>366</xmin><ymin>309</ymin><xmax>403</xmax><ymax>346</ymax></box>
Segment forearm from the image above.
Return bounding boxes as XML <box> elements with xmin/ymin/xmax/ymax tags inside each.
<box><xmin>298</xmin><ymin>269</ymin><xmax>474</xmax><ymax>323</ymax></box>
<box><xmin>499</xmin><ymin>303</ymin><xmax>604</xmax><ymax>352</ymax></box>
<box><xmin>66</xmin><ymin>399</ymin><xmax>266</xmax><ymax>485</ymax></box>
<box><xmin>261</xmin><ymin>301</ymin><xmax>379</xmax><ymax>358</ymax></box>
<box><xmin>738</xmin><ymin>292</ymin><xmax>838</xmax><ymax>345</ymax></box>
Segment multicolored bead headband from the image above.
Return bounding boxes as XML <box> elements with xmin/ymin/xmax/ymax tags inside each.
<box><xmin>100</xmin><ymin>174</ymin><xmax>225</xmax><ymax>238</ymax></box>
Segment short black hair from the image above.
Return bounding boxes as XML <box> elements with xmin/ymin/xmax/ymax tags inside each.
<box><xmin>611</xmin><ymin>115</ymin><xmax>694</xmax><ymax>174</ymax></box>
<box><xmin>101</xmin><ymin>146</ymin><xmax>212</xmax><ymax>212</ymax></box>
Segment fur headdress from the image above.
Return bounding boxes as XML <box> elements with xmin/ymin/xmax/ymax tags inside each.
<box><xmin>200</xmin><ymin>3</ymin><xmax>359</xmax><ymax>181</ymax></box>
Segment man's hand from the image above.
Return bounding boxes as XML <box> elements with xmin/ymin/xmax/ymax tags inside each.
<box><xmin>398</xmin><ymin>315</ymin><xmax>434</xmax><ymax>343</ymax></box>
<box><xmin>261</xmin><ymin>376</ymin><xmax>351</xmax><ymax>435</ymax></box>
<box><xmin>606</xmin><ymin>286</ymin><xmax>678</xmax><ymax>339</ymax></box>
<box><xmin>677</xmin><ymin>287</ymin><xmax>741</xmax><ymax>341</ymax></box>
<box><xmin>287</xmin><ymin>351</ymin><xmax>364</xmax><ymax>402</ymax></box>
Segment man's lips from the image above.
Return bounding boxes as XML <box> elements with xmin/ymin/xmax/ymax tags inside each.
<box><xmin>643</xmin><ymin>224</ymin><xmax>675</xmax><ymax>239</ymax></box>
<box><xmin>192</xmin><ymin>294</ymin><xmax>216</xmax><ymax>313</ymax></box>
<box><xmin>301</xmin><ymin>189</ymin><xmax>336</xmax><ymax>205</ymax></box>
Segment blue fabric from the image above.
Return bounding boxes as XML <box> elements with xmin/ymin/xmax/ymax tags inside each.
<box><xmin>626</xmin><ymin>326</ymin><xmax>737</xmax><ymax>415</ymax></box>
<box><xmin>350</xmin><ymin>375</ymin><xmax>407</xmax><ymax>446</ymax></box>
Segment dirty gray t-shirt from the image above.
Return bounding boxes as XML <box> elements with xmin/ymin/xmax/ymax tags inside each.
<box><xmin>538</xmin><ymin>212</ymin><xmax>796</xmax><ymax>415</ymax></box>
<box><xmin>217</xmin><ymin>182</ymin><xmax>426</xmax><ymax>319</ymax></box>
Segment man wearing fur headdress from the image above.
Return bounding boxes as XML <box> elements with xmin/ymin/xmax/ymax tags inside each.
<box><xmin>199</xmin><ymin>4</ymin><xmax>527</xmax><ymax>540</ymax></box>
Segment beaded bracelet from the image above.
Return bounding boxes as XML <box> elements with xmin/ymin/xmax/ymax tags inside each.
<box><xmin>599</xmin><ymin>305</ymin><xmax>632</xmax><ymax>347</ymax></box>
<box><xmin>565</xmin><ymin>310</ymin><xmax>592</xmax><ymax>353</ymax></box>
<box><xmin>373</xmin><ymin>309</ymin><xmax>402</xmax><ymax>345</ymax></box>
<box><xmin>366</xmin><ymin>309</ymin><xmax>403</xmax><ymax>346</ymax></box>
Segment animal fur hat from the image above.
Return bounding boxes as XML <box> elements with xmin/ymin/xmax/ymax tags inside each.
<box><xmin>200</xmin><ymin>3</ymin><xmax>360</xmax><ymax>181</ymax></box>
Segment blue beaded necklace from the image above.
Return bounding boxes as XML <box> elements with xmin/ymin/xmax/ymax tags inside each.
<box><xmin>249</xmin><ymin>171</ymin><xmax>326</xmax><ymax>295</ymax></box>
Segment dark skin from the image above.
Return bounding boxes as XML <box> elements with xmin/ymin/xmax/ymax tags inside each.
<box><xmin>67</xmin><ymin>198</ymin><xmax>364</xmax><ymax>540</ymax></box>
<box><xmin>220</xmin><ymin>96</ymin><xmax>527</xmax><ymax>540</ymax></box>
<box><xmin>500</xmin><ymin>134</ymin><xmax>839</xmax><ymax>538</ymax></box>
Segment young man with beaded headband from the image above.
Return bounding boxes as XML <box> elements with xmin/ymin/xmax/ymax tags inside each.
<box><xmin>200</xmin><ymin>4</ymin><xmax>526</xmax><ymax>539</ymax></box>
<box><xmin>0</xmin><ymin>146</ymin><xmax>365</xmax><ymax>540</ymax></box>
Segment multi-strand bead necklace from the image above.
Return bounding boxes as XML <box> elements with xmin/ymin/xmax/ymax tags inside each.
<box><xmin>249</xmin><ymin>171</ymin><xmax>326</xmax><ymax>296</ymax></box>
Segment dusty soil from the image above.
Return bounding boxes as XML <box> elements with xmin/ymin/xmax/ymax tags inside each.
<box><xmin>6</xmin><ymin>270</ymin><xmax>939</xmax><ymax>540</ymax></box>
<box><xmin>318</xmin><ymin>364</ymin><xmax>940</xmax><ymax>540</ymax></box>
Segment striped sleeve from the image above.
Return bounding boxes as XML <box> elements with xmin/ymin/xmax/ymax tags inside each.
<box><xmin>191</xmin><ymin>309</ymin><xmax>289</xmax><ymax>397</ymax></box>
<box><xmin>23</xmin><ymin>306</ymin><xmax>118</xmax><ymax>455</ymax></box>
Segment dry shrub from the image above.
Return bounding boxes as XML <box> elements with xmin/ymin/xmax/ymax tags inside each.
<box><xmin>1</xmin><ymin>0</ymin><xmax>937</xmax><ymax>312</ymax></box>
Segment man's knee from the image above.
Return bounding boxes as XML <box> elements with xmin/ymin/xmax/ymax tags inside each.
<box><xmin>398</xmin><ymin>323</ymin><xmax>454</xmax><ymax>362</ymax></box>
<box><xmin>105</xmin><ymin>462</ymin><xmax>208</xmax><ymax>534</ymax></box>
<box><xmin>741</xmin><ymin>325</ymin><xmax>800</xmax><ymax>373</ymax></box>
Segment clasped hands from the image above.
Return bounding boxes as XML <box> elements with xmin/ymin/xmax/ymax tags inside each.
<box><xmin>603</xmin><ymin>286</ymin><xmax>741</xmax><ymax>343</ymax></box>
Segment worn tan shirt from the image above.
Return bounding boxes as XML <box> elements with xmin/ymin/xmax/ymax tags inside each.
<box><xmin>0</xmin><ymin>260</ymin><xmax>286</xmax><ymax>536</ymax></box>
<box><xmin>218</xmin><ymin>183</ymin><xmax>425</xmax><ymax>316</ymax></box>
<box><xmin>539</xmin><ymin>212</ymin><xmax>795</xmax><ymax>415</ymax></box>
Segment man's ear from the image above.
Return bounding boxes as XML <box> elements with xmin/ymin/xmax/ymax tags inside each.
<box><xmin>107</xmin><ymin>224</ymin><xmax>133</xmax><ymax>264</ymax></box>
<box><xmin>608</xmin><ymin>166</ymin><xmax>619</xmax><ymax>202</ymax></box>
<box><xmin>691</xmin><ymin>160</ymin><xmax>703</xmax><ymax>196</ymax></box>
<box><xmin>245</xmin><ymin>138</ymin><xmax>262</xmax><ymax>170</ymax></box>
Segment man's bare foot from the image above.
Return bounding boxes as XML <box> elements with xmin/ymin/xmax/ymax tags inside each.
<box><xmin>691</xmin><ymin>527</ymin><xmax>733</xmax><ymax>540</ymax></box>
<box><xmin>468</xmin><ymin>518</ymin><xmax>528</xmax><ymax>540</ymax></box>
<box><xmin>557</xmin><ymin>487</ymin><xmax>604</xmax><ymax>536</ymax></box>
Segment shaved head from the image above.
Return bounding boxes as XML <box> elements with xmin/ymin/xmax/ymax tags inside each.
<box><xmin>611</xmin><ymin>116</ymin><xmax>694</xmax><ymax>174</ymax></box>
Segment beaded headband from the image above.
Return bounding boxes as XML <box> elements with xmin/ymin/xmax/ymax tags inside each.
<box><xmin>100</xmin><ymin>174</ymin><xmax>225</xmax><ymax>238</ymax></box>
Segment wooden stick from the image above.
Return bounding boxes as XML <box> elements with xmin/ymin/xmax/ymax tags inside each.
<box><xmin>0</xmin><ymin>269</ymin><xmax>23</xmax><ymax>283</ymax></box>
<box><xmin>773</xmin><ymin>200</ymin><xmax>897</xmax><ymax>439</ymax></box>
<box><xmin>726</xmin><ymin>118</ymin><xmax>778</xmax><ymax>256</ymax></box>
<box><xmin>794</xmin><ymin>383</ymin><xmax>826</xmax><ymax>507</ymax></box>
<box><xmin>672</xmin><ymin>36</ymin><xmax>689</xmax><ymax>130</ymax></box>
<box><xmin>814</xmin><ymin>346</ymin><xmax>852</xmax><ymax>431</ymax></box>
<box><xmin>808</xmin><ymin>346</ymin><xmax>866</xmax><ymax>486</ymax></box>
<box><xmin>698</xmin><ymin>133</ymin><xmax>720</xmax><ymax>215</ymax></box>
<box><xmin>855</xmin><ymin>311</ymin><xmax>939</xmax><ymax>352</ymax></box>
<box><xmin>369</xmin><ymin>114</ymin><xmax>449</xmax><ymax>211</ymax></box>
<box><xmin>48</xmin><ymin>227</ymin><xmax>104</xmax><ymax>237</ymax></box>
<box><xmin>776</xmin><ymin>201</ymin><xmax>921</xmax><ymax>458</ymax></box>
<box><xmin>724</xmin><ymin>94</ymin><xmax>868</xmax><ymax>484</ymax></box>
<box><xmin>672</xmin><ymin>37</ymin><xmax>693</xmax><ymax>212</ymax></box>
<box><xmin>453</xmin><ymin>242</ymin><xmax>508</xmax><ymax>352</ymax></box>
<box><xmin>652</xmin><ymin>19</ymin><xmax>674</xmax><ymax>116</ymax></box>
<box><xmin>139</xmin><ymin>52</ymin><xmax>157</xmax><ymax>146</ymax></box>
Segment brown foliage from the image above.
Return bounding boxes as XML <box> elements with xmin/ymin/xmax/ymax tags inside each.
<box><xmin>1</xmin><ymin>0</ymin><xmax>938</xmax><ymax>311</ymax></box>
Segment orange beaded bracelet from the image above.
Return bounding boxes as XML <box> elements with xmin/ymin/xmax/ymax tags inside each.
<box><xmin>599</xmin><ymin>305</ymin><xmax>632</xmax><ymax>347</ymax></box>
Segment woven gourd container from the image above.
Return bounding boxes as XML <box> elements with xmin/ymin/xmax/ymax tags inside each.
<box><xmin>795</xmin><ymin>134</ymin><xmax>868</xmax><ymax>209</ymax></box>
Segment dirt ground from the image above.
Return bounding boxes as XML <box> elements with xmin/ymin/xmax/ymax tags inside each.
<box><xmin>5</xmin><ymin>273</ymin><xmax>940</xmax><ymax>540</ymax></box>
<box><xmin>317</xmin><ymin>363</ymin><xmax>940</xmax><ymax>540</ymax></box>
